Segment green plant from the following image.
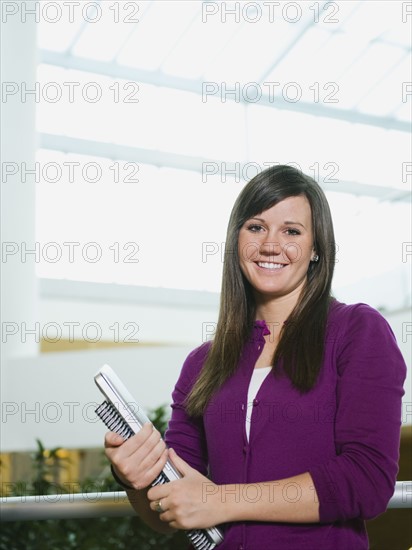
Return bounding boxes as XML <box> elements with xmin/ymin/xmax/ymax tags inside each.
<box><xmin>0</xmin><ymin>405</ymin><xmax>189</xmax><ymax>550</ymax></box>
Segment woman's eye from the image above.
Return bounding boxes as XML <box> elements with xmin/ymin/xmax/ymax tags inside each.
<box><xmin>285</xmin><ymin>228</ymin><xmax>301</xmax><ymax>236</ymax></box>
<box><xmin>247</xmin><ymin>224</ymin><xmax>263</xmax><ymax>232</ymax></box>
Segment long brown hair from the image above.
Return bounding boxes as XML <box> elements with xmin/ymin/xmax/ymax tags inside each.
<box><xmin>186</xmin><ymin>165</ymin><xmax>336</xmax><ymax>416</ymax></box>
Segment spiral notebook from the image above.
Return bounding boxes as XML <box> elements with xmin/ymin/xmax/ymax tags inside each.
<box><xmin>94</xmin><ymin>364</ymin><xmax>224</xmax><ymax>550</ymax></box>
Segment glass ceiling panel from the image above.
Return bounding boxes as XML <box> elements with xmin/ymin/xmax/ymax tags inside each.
<box><xmin>357</xmin><ymin>54</ymin><xmax>412</xmax><ymax>117</ymax></box>
<box><xmin>341</xmin><ymin>1</ymin><xmax>400</xmax><ymax>43</ymax></box>
<box><xmin>37</xmin><ymin>6</ymin><xmax>84</xmax><ymax>52</ymax></box>
<box><xmin>153</xmin><ymin>87</ymin><xmax>246</xmax><ymax>161</ymax></box>
<box><xmin>334</xmin><ymin>42</ymin><xmax>407</xmax><ymax>110</ymax></box>
<box><xmin>246</xmin><ymin>105</ymin><xmax>345</xmax><ymax>169</ymax></box>
<box><xmin>323</xmin><ymin>0</ymin><xmax>360</xmax><ymax>28</ymax></box>
<box><xmin>382</xmin><ymin>22</ymin><xmax>412</xmax><ymax>50</ymax></box>
<box><xmin>107</xmin><ymin>81</ymin><xmax>162</xmax><ymax>151</ymax></box>
<box><xmin>117</xmin><ymin>1</ymin><xmax>200</xmax><ymax>71</ymax></box>
<box><xmin>35</xmin><ymin>150</ymin><xmax>244</xmax><ymax>291</ymax></box>
<box><xmin>341</xmin><ymin>125</ymin><xmax>410</xmax><ymax>192</ymax></box>
<box><xmin>329</xmin><ymin>192</ymin><xmax>411</xmax><ymax>291</ymax></box>
<box><xmin>305</xmin><ymin>31</ymin><xmax>371</xmax><ymax>84</ymax></box>
<box><xmin>133</xmin><ymin>165</ymin><xmax>242</xmax><ymax>292</ymax></box>
<box><xmin>71</xmin><ymin>1</ymin><xmax>151</xmax><ymax>62</ymax></box>
<box><xmin>193</xmin><ymin>12</ymin><xmax>306</xmax><ymax>84</ymax></box>
<box><xmin>36</xmin><ymin>64</ymin><xmax>68</xmax><ymax>136</ymax></box>
<box><xmin>264</xmin><ymin>26</ymin><xmax>333</xmax><ymax>95</ymax></box>
<box><xmin>393</xmin><ymin>92</ymin><xmax>412</xmax><ymax>122</ymax></box>
<box><xmin>36</xmin><ymin>64</ymin><xmax>125</xmax><ymax>144</ymax></box>
<box><xmin>162</xmin><ymin>9</ymin><xmax>241</xmax><ymax>80</ymax></box>
<box><xmin>247</xmin><ymin>105</ymin><xmax>410</xmax><ymax>193</ymax></box>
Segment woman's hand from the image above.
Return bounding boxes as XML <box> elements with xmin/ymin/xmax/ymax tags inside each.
<box><xmin>104</xmin><ymin>422</ymin><xmax>169</xmax><ymax>491</ymax></box>
<box><xmin>147</xmin><ymin>448</ymin><xmax>222</xmax><ymax>530</ymax></box>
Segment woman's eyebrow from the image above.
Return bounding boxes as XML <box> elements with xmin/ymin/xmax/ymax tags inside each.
<box><xmin>284</xmin><ymin>220</ymin><xmax>306</xmax><ymax>229</ymax></box>
<box><xmin>249</xmin><ymin>218</ymin><xmax>306</xmax><ymax>229</ymax></box>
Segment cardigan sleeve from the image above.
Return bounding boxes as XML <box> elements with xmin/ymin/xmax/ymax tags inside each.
<box><xmin>309</xmin><ymin>304</ymin><xmax>407</xmax><ymax>522</ymax></box>
<box><xmin>164</xmin><ymin>342</ymin><xmax>211</xmax><ymax>477</ymax></box>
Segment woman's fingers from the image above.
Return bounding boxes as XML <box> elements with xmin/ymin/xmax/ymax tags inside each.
<box><xmin>104</xmin><ymin>422</ymin><xmax>168</xmax><ymax>490</ymax></box>
<box><xmin>142</xmin><ymin>446</ymin><xmax>169</xmax><ymax>487</ymax></box>
<box><xmin>118</xmin><ymin>443</ymin><xmax>167</xmax><ymax>491</ymax></box>
<box><xmin>150</xmin><ymin>496</ymin><xmax>169</xmax><ymax>515</ymax></box>
<box><xmin>104</xmin><ymin>431</ymin><xmax>125</xmax><ymax>448</ymax></box>
<box><xmin>105</xmin><ymin>423</ymin><xmax>157</xmax><ymax>457</ymax></box>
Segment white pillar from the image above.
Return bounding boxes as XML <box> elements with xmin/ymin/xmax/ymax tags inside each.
<box><xmin>1</xmin><ymin>6</ymin><xmax>39</xmax><ymax>358</ymax></box>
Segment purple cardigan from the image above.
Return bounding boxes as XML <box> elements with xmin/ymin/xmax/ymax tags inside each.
<box><xmin>165</xmin><ymin>300</ymin><xmax>407</xmax><ymax>550</ymax></box>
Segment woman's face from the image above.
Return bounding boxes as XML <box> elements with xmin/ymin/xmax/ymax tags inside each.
<box><xmin>238</xmin><ymin>195</ymin><xmax>315</xmax><ymax>300</ymax></box>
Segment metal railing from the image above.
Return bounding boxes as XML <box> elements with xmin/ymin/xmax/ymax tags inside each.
<box><xmin>1</xmin><ymin>481</ymin><xmax>411</xmax><ymax>522</ymax></box>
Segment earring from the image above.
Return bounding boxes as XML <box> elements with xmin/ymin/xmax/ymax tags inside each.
<box><xmin>312</xmin><ymin>254</ymin><xmax>319</xmax><ymax>262</ymax></box>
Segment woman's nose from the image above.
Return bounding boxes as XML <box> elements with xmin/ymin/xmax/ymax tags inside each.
<box><xmin>259</xmin><ymin>241</ymin><xmax>282</xmax><ymax>256</ymax></box>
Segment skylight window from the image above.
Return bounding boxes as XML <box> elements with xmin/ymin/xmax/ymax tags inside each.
<box><xmin>34</xmin><ymin>0</ymin><xmax>410</xmax><ymax>296</ymax></box>
<box><xmin>117</xmin><ymin>1</ymin><xmax>200</xmax><ymax>71</ymax></box>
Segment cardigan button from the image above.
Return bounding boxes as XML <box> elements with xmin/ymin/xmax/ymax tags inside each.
<box><xmin>253</xmin><ymin>399</ymin><xmax>259</xmax><ymax>406</ymax></box>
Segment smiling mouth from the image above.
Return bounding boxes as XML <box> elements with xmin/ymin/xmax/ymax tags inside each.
<box><xmin>256</xmin><ymin>261</ymin><xmax>287</xmax><ymax>270</ymax></box>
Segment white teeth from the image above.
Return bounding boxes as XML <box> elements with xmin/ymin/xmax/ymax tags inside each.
<box><xmin>257</xmin><ymin>262</ymin><xmax>285</xmax><ymax>269</ymax></box>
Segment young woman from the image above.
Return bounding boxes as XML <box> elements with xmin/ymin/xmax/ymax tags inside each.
<box><xmin>105</xmin><ymin>165</ymin><xmax>407</xmax><ymax>549</ymax></box>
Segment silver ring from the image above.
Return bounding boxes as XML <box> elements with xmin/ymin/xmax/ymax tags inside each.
<box><xmin>155</xmin><ymin>500</ymin><xmax>163</xmax><ymax>513</ymax></box>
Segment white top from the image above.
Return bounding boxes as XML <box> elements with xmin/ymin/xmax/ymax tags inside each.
<box><xmin>246</xmin><ymin>366</ymin><xmax>272</xmax><ymax>440</ymax></box>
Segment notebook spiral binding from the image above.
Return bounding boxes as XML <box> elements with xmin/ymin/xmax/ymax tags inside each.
<box><xmin>95</xmin><ymin>401</ymin><xmax>169</xmax><ymax>487</ymax></box>
<box><xmin>94</xmin><ymin>365</ymin><xmax>224</xmax><ymax>550</ymax></box>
